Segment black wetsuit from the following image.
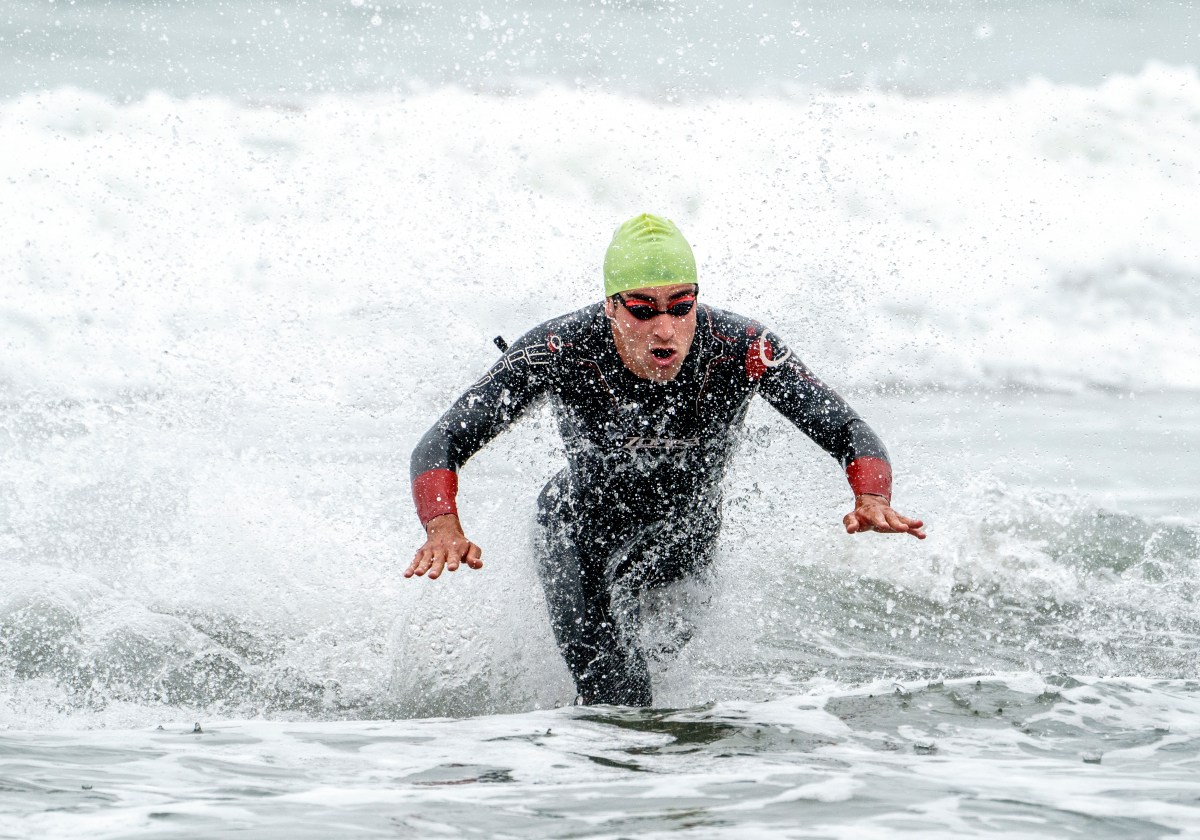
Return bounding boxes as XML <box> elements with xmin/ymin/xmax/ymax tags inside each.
<box><xmin>411</xmin><ymin>302</ymin><xmax>892</xmax><ymax>705</ymax></box>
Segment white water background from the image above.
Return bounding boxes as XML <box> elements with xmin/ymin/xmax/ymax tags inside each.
<box><xmin>2</xmin><ymin>0</ymin><xmax>1199</xmax><ymax>835</ymax></box>
<box><xmin>3</xmin><ymin>0</ymin><xmax>1196</xmax><ymax>99</ymax></box>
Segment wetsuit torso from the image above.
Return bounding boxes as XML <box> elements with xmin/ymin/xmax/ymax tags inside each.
<box><xmin>411</xmin><ymin>302</ymin><xmax>891</xmax><ymax>523</ymax></box>
<box><xmin>410</xmin><ymin>302</ymin><xmax>894</xmax><ymax>705</ymax></box>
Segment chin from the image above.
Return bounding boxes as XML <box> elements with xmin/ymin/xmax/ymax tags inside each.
<box><xmin>647</xmin><ymin>363</ymin><xmax>684</xmax><ymax>382</ymax></box>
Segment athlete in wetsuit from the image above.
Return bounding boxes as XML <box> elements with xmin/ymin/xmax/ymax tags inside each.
<box><xmin>407</xmin><ymin>214</ymin><xmax>925</xmax><ymax>706</ymax></box>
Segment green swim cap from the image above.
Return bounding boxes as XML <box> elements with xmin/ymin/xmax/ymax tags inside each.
<box><xmin>603</xmin><ymin>213</ymin><xmax>697</xmax><ymax>297</ymax></box>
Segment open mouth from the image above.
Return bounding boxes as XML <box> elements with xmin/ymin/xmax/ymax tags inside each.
<box><xmin>650</xmin><ymin>348</ymin><xmax>675</xmax><ymax>360</ymax></box>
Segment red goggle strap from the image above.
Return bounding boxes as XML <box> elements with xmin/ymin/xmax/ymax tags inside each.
<box><xmin>622</xmin><ymin>294</ymin><xmax>696</xmax><ymax>315</ymax></box>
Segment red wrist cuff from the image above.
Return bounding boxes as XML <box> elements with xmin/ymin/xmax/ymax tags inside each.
<box><xmin>846</xmin><ymin>457</ymin><xmax>892</xmax><ymax>503</ymax></box>
<box><xmin>412</xmin><ymin>469</ymin><xmax>458</xmax><ymax>525</ymax></box>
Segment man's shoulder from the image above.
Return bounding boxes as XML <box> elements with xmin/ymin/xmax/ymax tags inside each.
<box><xmin>508</xmin><ymin>303</ymin><xmax>604</xmax><ymax>357</ymax></box>
<box><xmin>536</xmin><ymin>303</ymin><xmax>604</xmax><ymax>339</ymax></box>
<box><xmin>696</xmin><ymin>304</ymin><xmax>764</xmax><ymax>345</ymax></box>
<box><xmin>697</xmin><ymin>305</ymin><xmax>799</xmax><ymax>381</ymax></box>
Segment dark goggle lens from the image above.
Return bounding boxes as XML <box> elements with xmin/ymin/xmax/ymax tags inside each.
<box><xmin>665</xmin><ymin>298</ymin><xmax>696</xmax><ymax>317</ymax></box>
<box><xmin>622</xmin><ymin>295</ymin><xmax>696</xmax><ymax>320</ymax></box>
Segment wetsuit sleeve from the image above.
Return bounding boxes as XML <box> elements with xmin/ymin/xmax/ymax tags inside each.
<box><xmin>748</xmin><ymin>327</ymin><xmax>893</xmax><ymax>502</ymax></box>
<box><xmin>410</xmin><ymin>329</ymin><xmax>558</xmax><ymax>524</ymax></box>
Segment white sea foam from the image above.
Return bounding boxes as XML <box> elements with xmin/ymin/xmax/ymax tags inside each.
<box><xmin>2</xmin><ymin>64</ymin><xmax>1198</xmax><ymax>406</ymax></box>
<box><xmin>1</xmin><ymin>70</ymin><xmax>1199</xmax><ymax>732</ymax></box>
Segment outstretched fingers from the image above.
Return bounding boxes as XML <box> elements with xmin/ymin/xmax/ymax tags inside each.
<box><xmin>896</xmin><ymin>512</ymin><xmax>927</xmax><ymax>540</ymax></box>
<box><xmin>465</xmin><ymin>542</ymin><xmax>484</xmax><ymax>569</ymax></box>
<box><xmin>843</xmin><ymin>511</ymin><xmax>864</xmax><ymax>534</ymax></box>
<box><xmin>423</xmin><ymin>550</ymin><xmax>446</xmax><ymax>579</ymax></box>
<box><xmin>844</xmin><ymin>506</ymin><xmax>928</xmax><ymax>539</ymax></box>
<box><xmin>406</xmin><ymin>541</ymin><xmax>483</xmax><ymax>580</ymax></box>
<box><xmin>883</xmin><ymin>509</ymin><xmax>912</xmax><ymax>534</ymax></box>
<box><xmin>405</xmin><ymin>548</ymin><xmax>433</xmax><ymax>578</ymax></box>
<box><xmin>880</xmin><ymin>508</ymin><xmax>926</xmax><ymax>539</ymax></box>
<box><xmin>405</xmin><ymin>546</ymin><xmax>447</xmax><ymax>578</ymax></box>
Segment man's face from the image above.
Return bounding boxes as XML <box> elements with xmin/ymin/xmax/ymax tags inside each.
<box><xmin>604</xmin><ymin>283</ymin><xmax>698</xmax><ymax>382</ymax></box>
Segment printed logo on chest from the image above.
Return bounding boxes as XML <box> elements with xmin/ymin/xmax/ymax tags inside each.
<box><xmin>621</xmin><ymin>436</ymin><xmax>701</xmax><ymax>453</ymax></box>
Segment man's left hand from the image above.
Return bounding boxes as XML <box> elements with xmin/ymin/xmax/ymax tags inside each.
<box><xmin>844</xmin><ymin>494</ymin><xmax>926</xmax><ymax>540</ymax></box>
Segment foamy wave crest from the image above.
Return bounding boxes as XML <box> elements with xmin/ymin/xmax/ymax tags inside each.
<box><xmin>3</xmin><ymin>457</ymin><xmax>1197</xmax><ymax>726</ymax></box>
<box><xmin>1</xmin><ymin>63</ymin><xmax>1198</xmax><ymax>401</ymax></box>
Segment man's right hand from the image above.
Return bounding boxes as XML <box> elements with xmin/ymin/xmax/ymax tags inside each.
<box><xmin>405</xmin><ymin>513</ymin><xmax>483</xmax><ymax>580</ymax></box>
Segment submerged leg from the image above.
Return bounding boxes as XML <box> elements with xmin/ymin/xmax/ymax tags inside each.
<box><xmin>535</xmin><ymin>484</ymin><xmax>652</xmax><ymax>706</ymax></box>
<box><xmin>535</xmin><ymin>492</ymin><xmax>725</xmax><ymax>706</ymax></box>
<box><xmin>601</xmin><ymin>510</ymin><xmax>721</xmax><ymax>663</ymax></box>
<box><xmin>535</xmin><ymin>530</ymin><xmax>652</xmax><ymax>705</ymax></box>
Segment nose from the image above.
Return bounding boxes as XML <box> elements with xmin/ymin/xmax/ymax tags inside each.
<box><xmin>651</xmin><ymin>313</ymin><xmax>677</xmax><ymax>341</ymax></box>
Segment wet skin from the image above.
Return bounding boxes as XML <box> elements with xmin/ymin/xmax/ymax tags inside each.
<box><xmin>603</xmin><ymin>283</ymin><xmax>698</xmax><ymax>382</ymax></box>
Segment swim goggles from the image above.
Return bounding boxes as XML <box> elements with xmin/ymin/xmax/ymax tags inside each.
<box><xmin>612</xmin><ymin>290</ymin><xmax>697</xmax><ymax>321</ymax></box>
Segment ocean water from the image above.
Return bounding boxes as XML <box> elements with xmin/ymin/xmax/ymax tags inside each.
<box><xmin>2</xmin><ymin>0</ymin><xmax>1198</xmax><ymax>98</ymax></box>
<box><xmin>2</xmin><ymin>0</ymin><xmax>1200</xmax><ymax>836</ymax></box>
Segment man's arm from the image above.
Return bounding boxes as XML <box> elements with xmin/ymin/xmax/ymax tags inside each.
<box><xmin>407</xmin><ymin>329</ymin><xmax>558</xmax><ymax>578</ymax></box>
<box><xmin>751</xmin><ymin>327</ymin><xmax>925</xmax><ymax>539</ymax></box>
